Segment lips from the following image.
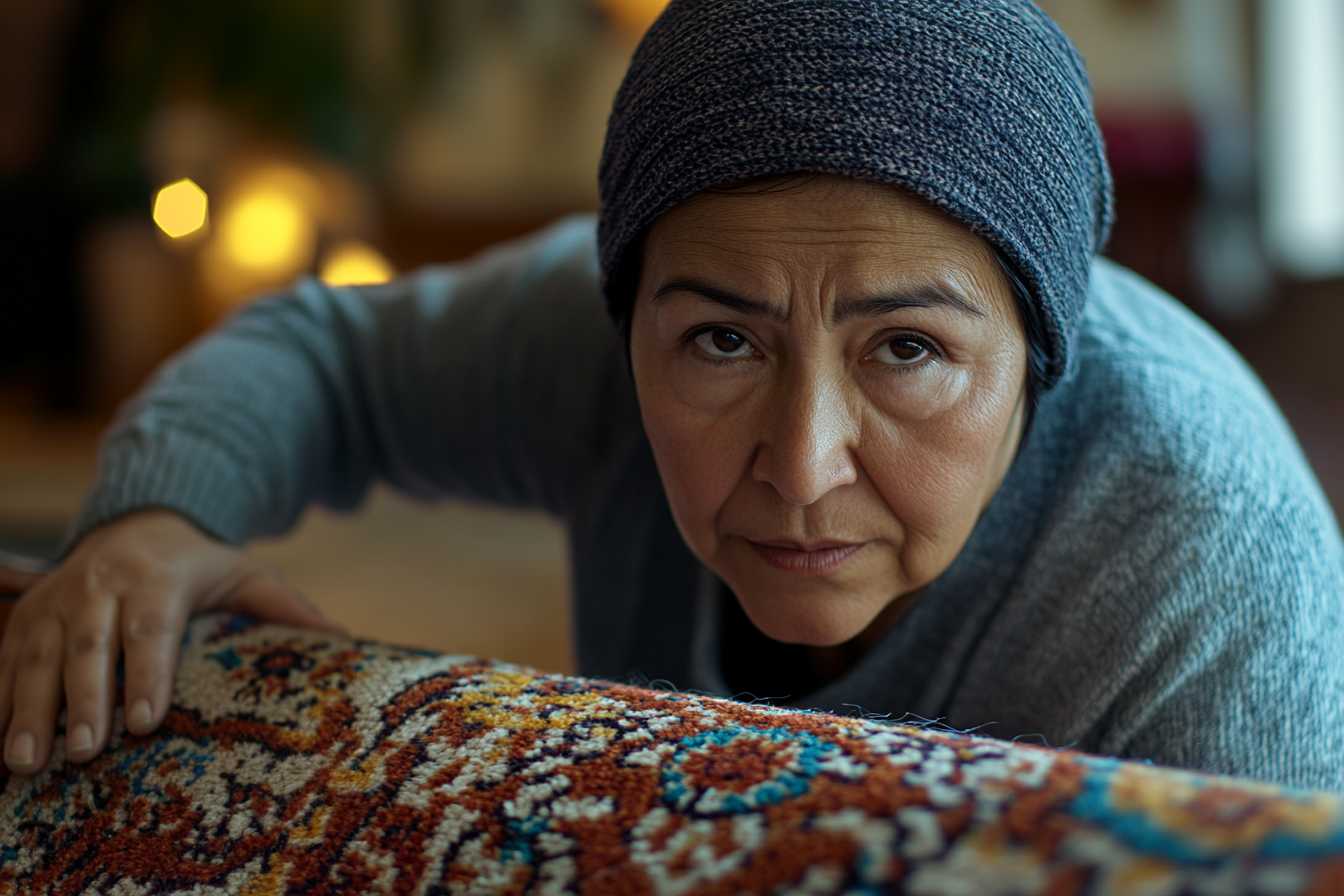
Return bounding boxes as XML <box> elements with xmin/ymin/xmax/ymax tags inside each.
<box><xmin>747</xmin><ymin>539</ymin><xmax>865</xmax><ymax>575</ymax></box>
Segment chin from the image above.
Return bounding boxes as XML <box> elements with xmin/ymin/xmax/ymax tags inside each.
<box><xmin>728</xmin><ymin>579</ymin><xmax>881</xmax><ymax>646</ymax></box>
<box><xmin>705</xmin><ymin>537</ymin><xmax>897</xmax><ymax>645</ymax></box>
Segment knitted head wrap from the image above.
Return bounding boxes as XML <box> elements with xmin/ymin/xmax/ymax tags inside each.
<box><xmin>598</xmin><ymin>0</ymin><xmax>1113</xmax><ymax>389</ymax></box>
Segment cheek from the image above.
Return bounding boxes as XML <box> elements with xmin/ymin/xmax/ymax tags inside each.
<box><xmin>863</xmin><ymin>365</ymin><xmax>971</xmax><ymax>424</ymax></box>
<box><xmin>667</xmin><ymin>362</ymin><xmax>757</xmax><ymax>416</ymax></box>
<box><xmin>633</xmin><ymin>358</ymin><xmax>757</xmax><ymax>562</ymax></box>
<box><xmin>863</xmin><ymin>355</ymin><xmax>1023</xmax><ymax>547</ymax></box>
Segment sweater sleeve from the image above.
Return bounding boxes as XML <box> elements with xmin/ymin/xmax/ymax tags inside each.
<box><xmin>71</xmin><ymin>214</ymin><xmax>635</xmax><ymax>547</ymax></box>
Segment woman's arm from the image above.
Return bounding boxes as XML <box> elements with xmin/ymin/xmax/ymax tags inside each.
<box><xmin>75</xmin><ymin>213</ymin><xmax>618</xmax><ymax>544</ymax></box>
<box><xmin>1</xmin><ymin>214</ymin><xmax>629</xmax><ymax>774</ymax></box>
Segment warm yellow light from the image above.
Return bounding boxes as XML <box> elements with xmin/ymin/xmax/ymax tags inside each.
<box><xmin>595</xmin><ymin>0</ymin><xmax>671</xmax><ymax>39</ymax></box>
<box><xmin>219</xmin><ymin>188</ymin><xmax>314</xmax><ymax>275</ymax></box>
<box><xmin>320</xmin><ymin>241</ymin><xmax>395</xmax><ymax>286</ymax></box>
<box><xmin>152</xmin><ymin>178</ymin><xmax>208</xmax><ymax>238</ymax></box>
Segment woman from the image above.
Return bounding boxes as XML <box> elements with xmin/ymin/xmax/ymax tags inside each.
<box><xmin>2</xmin><ymin>0</ymin><xmax>1342</xmax><ymax>789</ymax></box>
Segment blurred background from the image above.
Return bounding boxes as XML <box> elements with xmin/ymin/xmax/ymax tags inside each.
<box><xmin>0</xmin><ymin>0</ymin><xmax>1341</xmax><ymax>671</ymax></box>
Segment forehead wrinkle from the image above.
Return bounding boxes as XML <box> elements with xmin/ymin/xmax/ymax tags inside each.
<box><xmin>652</xmin><ymin>279</ymin><xmax>790</xmax><ymax>324</ymax></box>
<box><xmin>832</xmin><ymin>286</ymin><xmax>987</xmax><ymax>325</ymax></box>
<box><xmin>692</xmin><ymin>221</ymin><xmax>913</xmax><ymax>251</ymax></box>
<box><xmin>646</xmin><ymin>194</ymin><xmax>1004</xmax><ymax>328</ymax></box>
<box><xmin>663</xmin><ymin>197</ymin><xmax>911</xmax><ymax>241</ymax></box>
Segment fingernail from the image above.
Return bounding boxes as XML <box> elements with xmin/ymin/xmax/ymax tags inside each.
<box><xmin>69</xmin><ymin>722</ymin><xmax>94</xmax><ymax>755</ymax></box>
<box><xmin>128</xmin><ymin>698</ymin><xmax>153</xmax><ymax>730</ymax></box>
<box><xmin>7</xmin><ymin>731</ymin><xmax>36</xmax><ymax>768</ymax></box>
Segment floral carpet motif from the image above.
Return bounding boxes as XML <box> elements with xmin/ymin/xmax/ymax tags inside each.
<box><xmin>1</xmin><ymin>613</ymin><xmax>1342</xmax><ymax>895</ymax></box>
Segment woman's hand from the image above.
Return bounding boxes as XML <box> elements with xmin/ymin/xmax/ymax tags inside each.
<box><xmin>0</xmin><ymin>509</ymin><xmax>345</xmax><ymax>774</ymax></box>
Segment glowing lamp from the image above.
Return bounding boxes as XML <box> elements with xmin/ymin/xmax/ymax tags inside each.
<box><xmin>219</xmin><ymin>188</ymin><xmax>314</xmax><ymax>276</ymax></box>
<box><xmin>320</xmin><ymin>241</ymin><xmax>395</xmax><ymax>286</ymax></box>
<box><xmin>153</xmin><ymin>178</ymin><xmax>209</xmax><ymax>238</ymax></box>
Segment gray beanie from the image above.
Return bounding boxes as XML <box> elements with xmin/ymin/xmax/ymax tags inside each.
<box><xmin>597</xmin><ymin>0</ymin><xmax>1113</xmax><ymax>389</ymax></box>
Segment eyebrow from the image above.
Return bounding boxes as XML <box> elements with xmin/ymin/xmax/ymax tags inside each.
<box><xmin>652</xmin><ymin>279</ymin><xmax>985</xmax><ymax>323</ymax></box>
<box><xmin>832</xmin><ymin>286</ymin><xmax>986</xmax><ymax>323</ymax></box>
<box><xmin>652</xmin><ymin>280</ymin><xmax>788</xmax><ymax>323</ymax></box>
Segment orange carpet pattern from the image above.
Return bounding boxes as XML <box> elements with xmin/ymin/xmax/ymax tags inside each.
<box><xmin>1</xmin><ymin>613</ymin><xmax>1342</xmax><ymax>894</ymax></box>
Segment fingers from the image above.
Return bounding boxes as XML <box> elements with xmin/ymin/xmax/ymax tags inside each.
<box><xmin>0</xmin><ymin>510</ymin><xmax>348</xmax><ymax>777</ymax></box>
<box><xmin>62</xmin><ymin>595</ymin><xmax>120</xmax><ymax>762</ymax></box>
<box><xmin>217</xmin><ymin>569</ymin><xmax>348</xmax><ymax>636</ymax></box>
<box><xmin>3</xmin><ymin>613</ymin><xmax>65</xmax><ymax>773</ymax></box>
<box><xmin>0</xmin><ymin>613</ymin><xmax>22</xmax><ymax>768</ymax></box>
<box><xmin>120</xmin><ymin>601</ymin><xmax>187</xmax><ymax>737</ymax></box>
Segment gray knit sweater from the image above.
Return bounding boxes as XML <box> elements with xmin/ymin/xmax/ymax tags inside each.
<box><xmin>77</xmin><ymin>217</ymin><xmax>1344</xmax><ymax>790</ymax></box>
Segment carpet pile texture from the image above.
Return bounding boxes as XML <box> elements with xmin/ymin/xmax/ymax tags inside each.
<box><xmin>1</xmin><ymin>613</ymin><xmax>1342</xmax><ymax>894</ymax></box>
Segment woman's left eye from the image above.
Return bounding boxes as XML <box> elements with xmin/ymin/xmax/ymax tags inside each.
<box><xmin>870</xmin><ymin>336</ymin><xmax>933</xmax><ymax>367</ymax></box>
<box><xmin>692</xmin><ymin>327</ymin><xmax>756</xmax><ymax>359</ymax></box>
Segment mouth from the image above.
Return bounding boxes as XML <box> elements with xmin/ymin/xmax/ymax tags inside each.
<box><xmin>747</xmin><ymin>539</ymin><xmax>865</xmax><ymax>576</ymax></box>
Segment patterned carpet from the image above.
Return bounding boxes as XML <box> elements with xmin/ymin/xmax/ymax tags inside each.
<box><xmin>1</xmin><ymin>613</ymin><xmax>1342</xmax><ymax>895</ymax></box>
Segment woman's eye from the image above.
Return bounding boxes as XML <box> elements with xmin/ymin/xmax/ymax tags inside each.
<box><xmin>871</xmin><ymin>336</ymin><xmax>932</xmax><ymax>366</ymax></box>
<box><xmin>693</xmin><ymin>327</ymin><xmax>755</xmax><ymax>359</ymax></box>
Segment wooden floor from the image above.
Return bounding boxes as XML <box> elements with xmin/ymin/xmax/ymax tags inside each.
<box><xmin>248</xmin><ymin>492</ymin><xmax>573</xmax><ymax>673</ymax></box>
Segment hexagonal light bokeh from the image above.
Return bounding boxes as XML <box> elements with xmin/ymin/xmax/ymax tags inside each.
<box><xmin>153</xmin><ymin>178</ymin><xmax>209</xmax><ymax>239</ymax></box>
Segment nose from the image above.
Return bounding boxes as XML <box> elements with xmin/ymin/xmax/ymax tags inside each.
<box><xmin>751</xmin><ymin>370</ymin><xmax>859</xmax><ymax>505</ymax></box>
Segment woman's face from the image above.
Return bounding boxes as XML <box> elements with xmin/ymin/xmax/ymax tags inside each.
<box><xmin>629</xmin><ymin>176</ymin><xmax>1028</xmax><ymax>647</ymax></box>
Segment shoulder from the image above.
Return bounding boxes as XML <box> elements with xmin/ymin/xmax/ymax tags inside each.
<box><xmin>393</xmin><ymin>214</ymin><xmax>640</xmax><ymax>515</ymax></box>
<box><xmin>954</xmin><ymin>264</ymin><xmax>1344</xmax><ymax>784</ymax></box>
<box><xmin>1000</xmin><ymin>262</ymin><xmax>1344</xmax><ymax>778</ymax></box>
<box><xmin>1023</xmin><ymin>259</ymin><xmax>1344</xmax><ymax>599</ymax></box>
<box><xmin>394</xmin><ymin>213</ymin><xmax>621</xmax><ymax>420</ymax></box>
<box><xmin>1045</xmin><ymin>259</ymin><xmax>1333</xmax><ymax>533</ymax></box>
<box><xmin>406</xmin><ymin>213</ymin><xmax>603</xmax><ymax>318</ymax></box>
<box><xmin>486</xmin><ymin>212</ymin><xmax>601</xmax><ymax>293</ymax></box>
<box><xmin>1072</xmin><ymin>259</ymin><xmax>1285</xmax><ymax>458</ymax></box>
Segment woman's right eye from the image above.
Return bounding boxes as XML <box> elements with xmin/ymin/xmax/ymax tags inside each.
<box><xmin>692</xmin><ymin>327</ymin><xmax>755</xmax><ymax>359</ymax></box>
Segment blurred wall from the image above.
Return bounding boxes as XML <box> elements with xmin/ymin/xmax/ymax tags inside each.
<box><xmin>0</xmin><ymin>0</ymin><xmax>644</xmax><ymax>414</ymax></box>
<box><xmin>0</xmin><ymin>0</ymin><xmax>651</xmax><ymax>667</ymax></box>
<box><xmin>2</xmin><ymin>0</ymin><xmax>1341</xmax><ymax>577</ymax></box>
